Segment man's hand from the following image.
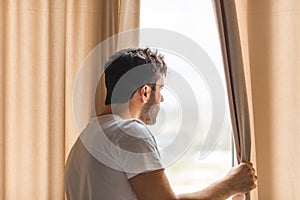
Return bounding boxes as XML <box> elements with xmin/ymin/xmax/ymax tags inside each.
<box><xmin>224</xmin><ymin>162</ymin><xmax>257</xmax><ymax>194</ymax></box>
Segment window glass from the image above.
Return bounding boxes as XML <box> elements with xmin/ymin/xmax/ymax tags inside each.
<box><xmin>140</xmin><ymin>0</ymin><xmax>233</xmax><ymax>194</ymax></box>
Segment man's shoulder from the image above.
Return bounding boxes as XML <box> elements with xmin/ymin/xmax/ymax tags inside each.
<box><xmin>115</xmin><ymin>118</ymin><xmax>152</xmax><ymax>139</ymax></box>
<box><xmin>96</xmin><ymin>115</ymin><xmax>152</xmax><ymax>139</ymax></box>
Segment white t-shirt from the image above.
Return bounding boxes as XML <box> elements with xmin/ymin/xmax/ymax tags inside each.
<box><xmin>64</xmin><ymin>114</ymin><xmax>163</xmax><ymax>200</ymax></box>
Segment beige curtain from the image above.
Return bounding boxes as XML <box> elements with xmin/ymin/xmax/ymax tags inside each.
<box><xmin>212</xmin><ymin>1</ymin><xmax>257</xmax><ymax>199</ymax></box>
<box><xmin>215</xmin><ymin>0</ymin><xmax>300</xmax><ymax>199</ymax></box>
<box><xmin>0</xmin><ymin>0</ymin><xmax>140</xmax><ymax>199</ymax></box>
<box><xmin>236</xmin><ymin>0</ymin><xmax>300</xmax><ymax>199</ymax></box>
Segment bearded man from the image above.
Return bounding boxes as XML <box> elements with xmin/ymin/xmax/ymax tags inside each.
<box><xmin>64</xmin><ymin>48</ymin><xmax>257</xmax><ymax>200</ymax></box>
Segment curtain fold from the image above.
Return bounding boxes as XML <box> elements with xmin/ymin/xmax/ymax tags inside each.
<box><xmin>0</xmin><ymin>0</ymin><xmax>140</xmax><ymax>199</ymax></box>
<box><xmin>214</xmin><ymin>0</ymin><xmax>300</xmax><ymax>199</ymax></box>
<box><xmin>0</xmin><ymin>1</ymin><xmax>4</xmax><ymax>199</ymax></box>
<box><xmin>242</xmin><ymin>0</ymin><xmax>300</xmax><ymax>199</ymax></box>
<box><xmin>212</xmin><ymin>0</ymin><xmax>257</xmax><ymax>199</ymax></box>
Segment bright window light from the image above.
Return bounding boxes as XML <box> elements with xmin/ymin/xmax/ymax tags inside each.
<box><xmin>140</xmin><ymin>0</ymin><xmax>233</xmax><ymax>194</ymax></box>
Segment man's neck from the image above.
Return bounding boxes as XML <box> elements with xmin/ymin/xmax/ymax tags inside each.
<box><xmin>100</xmin><ymin>103</ymin><xmax>140</xmax><ymax>120</ymax></box>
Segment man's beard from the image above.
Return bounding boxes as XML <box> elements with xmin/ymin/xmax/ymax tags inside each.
<box><xmin>139</xmin><ymin>92</ymin><xmax>160</xmax><ymax>125</ymax></box>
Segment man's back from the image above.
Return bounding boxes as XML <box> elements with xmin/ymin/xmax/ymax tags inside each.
<box><xmin>64</xmin><ymin>114</ymin><xmax>162</xmax><ymax>200</ymax></box>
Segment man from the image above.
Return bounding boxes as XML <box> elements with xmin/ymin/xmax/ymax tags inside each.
<box><xmin>65</xmin><ymin>48</ymin><xmax>257</xmax><ymax>200</ymax></box>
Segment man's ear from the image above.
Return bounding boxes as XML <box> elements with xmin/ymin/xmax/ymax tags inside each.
<box><xmin>139</xmin><ymin>85</ymin><xmax>151</xmax><ymax>103</ymax></box>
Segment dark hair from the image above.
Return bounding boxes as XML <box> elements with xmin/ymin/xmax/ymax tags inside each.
<box><xmin>104</xmin><ymin>48</ymin><xmax>167</xmax><ymax>105</ymax></box>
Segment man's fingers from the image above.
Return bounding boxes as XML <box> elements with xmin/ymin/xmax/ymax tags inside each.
<box><xmin>242</xmin><ymin>162</ymin><xmax>253</xmax><ymax>167</ymax></box>
<box><xmin>251</xmin><ymin>182</ymin><xmax>257</xmax><ymax>189</ymax></box>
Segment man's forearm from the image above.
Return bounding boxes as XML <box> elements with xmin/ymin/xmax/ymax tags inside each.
<box><xmin>175</xmin><ymin>177</ymin><xmax>234</xmax><ymax>200</ymax></box>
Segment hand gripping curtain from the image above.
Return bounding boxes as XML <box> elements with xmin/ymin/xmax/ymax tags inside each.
<box><xmin>212</xmin><ymin>0</ymin><xmax>252</xmax><ymax>199</ymax></box>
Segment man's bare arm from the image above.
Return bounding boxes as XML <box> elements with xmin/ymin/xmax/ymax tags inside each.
<box><xmin>129</xmin><ymin>162</ymin><xmax>257</xmax><ymax>200</ymax></box>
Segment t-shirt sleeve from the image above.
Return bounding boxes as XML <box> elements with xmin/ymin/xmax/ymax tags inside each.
<box><xmin>116</xmin><ymin>122</ymin><xmax>163</xmax><ymax>179</ymax></box>
<box><xmin>120</xmin><ymin>138</ymin><xmax>163</xmax><ymax>179</ymax></box>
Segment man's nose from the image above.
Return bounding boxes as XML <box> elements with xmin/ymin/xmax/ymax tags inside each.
<box><xmin>161</xmin><ymin>95</ymin><xmax>164</xmax><ymax>102</ymax></box>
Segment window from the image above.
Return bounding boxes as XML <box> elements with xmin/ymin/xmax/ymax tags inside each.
<box><xmin>140</xmin><ymin>0</ymin><xmax>233</xmax><ymax>194</ymax></box>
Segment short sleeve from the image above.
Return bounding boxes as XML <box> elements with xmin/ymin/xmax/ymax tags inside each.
<box><xmin>115</xmin><ymin>120</ymin><xmax>163</xmax><ymax>179</ymax></box>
